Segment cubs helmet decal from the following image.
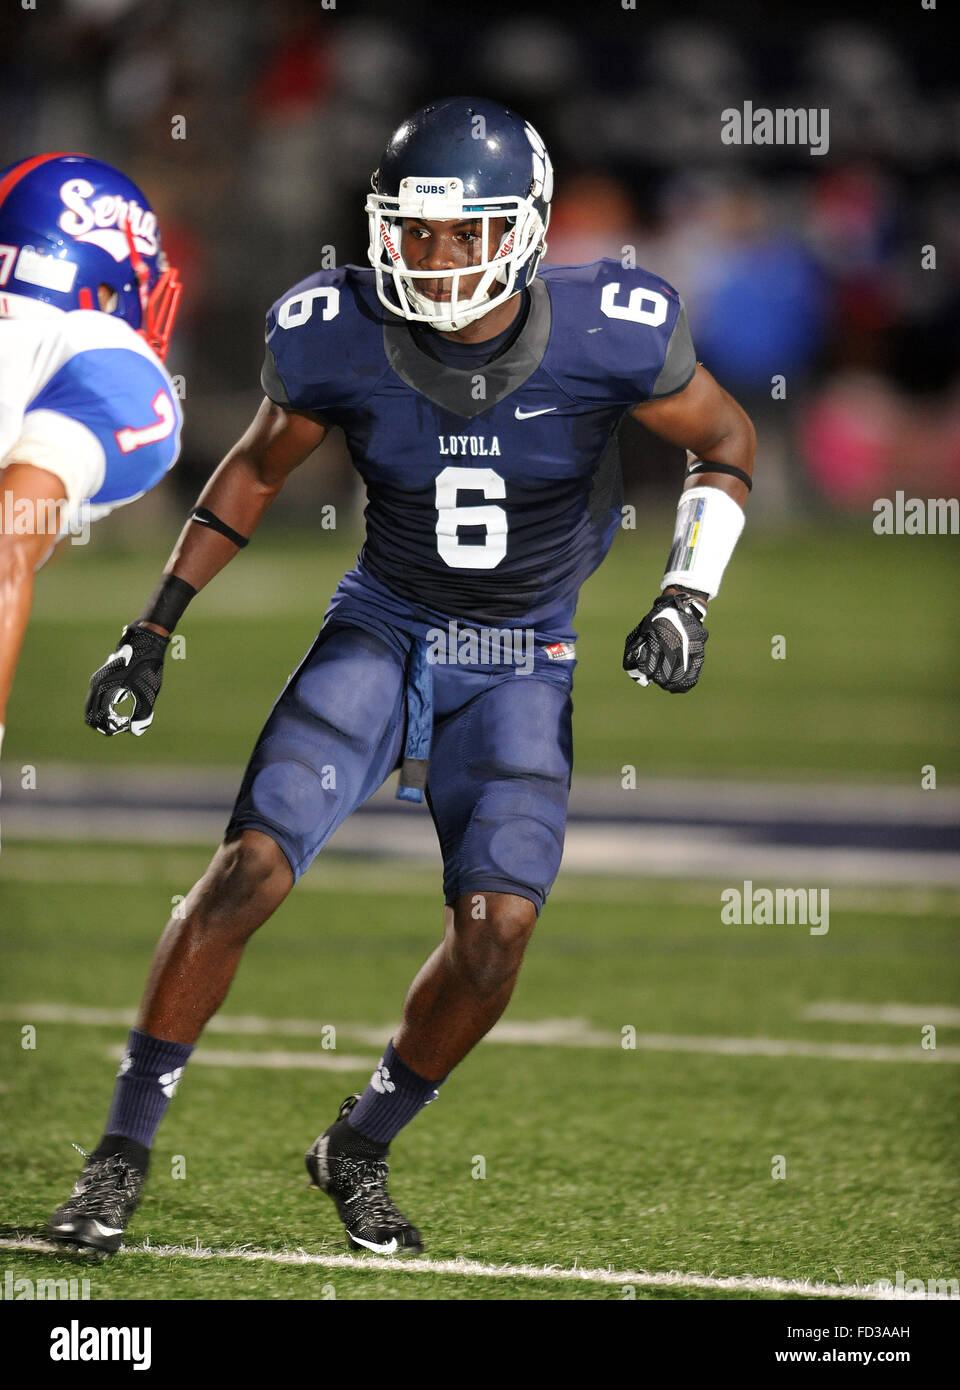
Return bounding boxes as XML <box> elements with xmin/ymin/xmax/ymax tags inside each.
<box><xmin>367</xmin><ymin>97</ymin><xmax>553</xmax><ymax>332</ymax></box>
<box><xmin>0</xmin><ymin>153</ymin><xmax>181</xmax><ymax>360</ymax></box>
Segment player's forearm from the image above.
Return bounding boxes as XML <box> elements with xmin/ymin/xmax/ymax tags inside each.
<box><xmin>636</xmin><ymin>375</ymin><xmax>756</xmax><ymax>606</ymax></box>
<box><xmin>161</xmin><ymin>450</ymin><xmax>281</xmax><ymax>590</ymax></box>
<box><xmin>137</xmin><ymin>400</ymin><xmax>327</xmax><ymax>636</ymax></box>
<box><xmin>134</xmin><ymin>453</ymin><xmax>267</xmax><ymax>637</ymax></box>
<box><xmin>679</xmin><ymin>396</ymin><xmax>756</xmax><ymax>510</ymax></box>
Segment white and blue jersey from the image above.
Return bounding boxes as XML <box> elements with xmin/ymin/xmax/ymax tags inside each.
<box><xmin>262</xmin><ymin>259</ymin><xmax>696</xmax><ymax>634</ymax></box>
<box><xmin>0</xmin><ymin>292</ymin><xmax>182</xmax><ymax>532</ymax></box>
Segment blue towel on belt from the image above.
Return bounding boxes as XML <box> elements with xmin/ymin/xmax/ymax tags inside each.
<box><xmin>397</xmin><ymin>637</ymin><xmax>433</xmax><ymax>802</ymax></box>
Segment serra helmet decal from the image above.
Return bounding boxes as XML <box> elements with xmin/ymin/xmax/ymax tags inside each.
<box><xmin>0</xmin><ymin>153</ymin><xmax>182</xmax><ymax>360</ymax></box>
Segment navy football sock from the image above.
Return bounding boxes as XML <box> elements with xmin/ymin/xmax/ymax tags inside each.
<box><xmin>99</xmin><ymin>1028</ymin><xmax>194</xmax><ymax>1152</ymax></box>
<box><xmin>347</xmin><ymin>1039</ymin><xmax>446</xmax><ymax>1145</ymax></box>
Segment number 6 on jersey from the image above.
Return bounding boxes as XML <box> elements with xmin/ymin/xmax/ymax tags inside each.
<box><xmin>435</xmin><ymin>465</ymin><xmax>508</xmax><ymax>569</ymax></box>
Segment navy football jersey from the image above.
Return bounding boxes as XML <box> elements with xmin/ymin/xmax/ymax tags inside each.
<box><xmin>262</xmin><ymin>260</ymin><xmax>695</xmax><ymax>631</ymax></box>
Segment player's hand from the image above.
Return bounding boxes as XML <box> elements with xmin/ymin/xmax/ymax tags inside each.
<box><xmin>84</xmin><ymin>623</ymin><xmax>169</xmax><ymax>736</ymax></box>
<box><xmin>623</xmin><ymin>589</ymin><xmax>709</xmax><ymax>693</ymax></box>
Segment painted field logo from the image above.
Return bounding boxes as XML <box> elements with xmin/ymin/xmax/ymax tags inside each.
<box><xmin>50</xmin><ymin>1321</ymin><xmax>152</xmax><ymax>1370</ymax></box>
<box><xmin>721</xmin><ymin>881</ymin><xmax>829</xmax><ymax>936</ymax></box>
<box><xmin>721</xmin><ymin>101</ymin><xmax>829</xmax><ymax>156</ymax></box>
<box><xmin>2</xmin><ymin>1270</ymin><xmax>91</xmax><ymax>1300</ymax></box>
<box><xmin>872</xmin><ymin>492</ymin><xmax>959</xmax><ymax>535</ymax></box>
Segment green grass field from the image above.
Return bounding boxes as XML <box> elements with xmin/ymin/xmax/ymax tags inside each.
<box><xmin>1</xmin><ymin>521</ymin><xmax>958</xmax><ymax>1300</ymax></box>
<box><xmin>0</xmin><ymin>849</ymin><xmax>957</xmax><ymax>1300</ymax></box>
<box><xmin>5</xmin><ymin>520</ymin><xmax>959</xmax><ymax>781</ymax></box>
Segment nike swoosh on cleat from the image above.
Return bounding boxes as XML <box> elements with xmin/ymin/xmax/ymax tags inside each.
<box><xmin>348</xmin><ymin>1233</ymin><xmax>399</xmax><ymax>1254</ymax></box>
<box><xmin>90</xmin><ymin>1220</ymin><xmax>124</xmax><ymax>1237</ymax></box>
<box><xmin>514</xmin><ymin>406</ymin><xmax>556</xmax><ymax>419</ymax></box>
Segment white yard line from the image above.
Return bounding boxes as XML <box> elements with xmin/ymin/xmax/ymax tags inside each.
<box><xmin>802</xmin><ymin>1002</ymin><xmax>960</xmax><ymax>1027</ymax></box>
<box><xmin>116</xmin><ymin>1038</ymin><xmax>954</xmax><ymax>1067</ymax></box>
<box><xmin>0</xmin><ymin>1236</ymin><xmax>945</xmax><ymax>1299</ymax></box>
<box><xmin>105</xmin><ymin>1045</ymin><xmax>371</xmax><ymax>1072</ymax></box>
<box><xmin>2</xmin><ymin>1004</ymin><xmax>957</xmax><ymax>1062</ymax></box>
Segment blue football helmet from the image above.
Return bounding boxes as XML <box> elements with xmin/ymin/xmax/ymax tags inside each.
<box><xmin>367</xmin><ymin>97</ymin><xmax>553</xmax><ymax>332</ymax></box>
<box><xmin>0</xmin><ymin>152</ymin><xmax>181</xmax><ymax>359</ymax></box>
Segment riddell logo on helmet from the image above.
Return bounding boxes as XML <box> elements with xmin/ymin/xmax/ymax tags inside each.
<box><xmin>57</xmin><ymin>178</ymin><xmax>158</xmax><ymax>262</ymax></box>
<box><xmin>380</xmin><ymin>224</ymin><xmax>402</xmax><ymax>264</ymax></box>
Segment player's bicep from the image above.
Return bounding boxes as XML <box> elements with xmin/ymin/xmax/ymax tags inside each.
<box><xmin>629</xmin><ymin>365</ymin><xmax>749</xmax><ymax>457</ymax></box>
<box><xmin>231</xmin><ymin>397</ymin><xmax>329</xmax><ymax>489</ymax></box>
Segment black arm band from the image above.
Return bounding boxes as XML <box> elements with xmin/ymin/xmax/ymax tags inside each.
<box><xmin>138</xmin><ymin>574</ymin><xmax>198</xmax><ymax>633</ymax></box>
<box><xmin>687</xmin><ymin>459</ymin><xmax>753</xmax><ymax>492</ymax></box>
<box><xmin>189</xmin><ymin>506</ymin><xmax>250</xmax><ymax>548</ymax></box>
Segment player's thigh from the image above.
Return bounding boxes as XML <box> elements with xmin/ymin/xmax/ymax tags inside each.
<box><xmin>228</xmin><ymin>622</ymin><xmax>407</xmax><ymax>879</ymax></box>
<box><xmin>427</xmin><ymin>671</ymin><xmax>573</xmax><ymax>913</ymax></box>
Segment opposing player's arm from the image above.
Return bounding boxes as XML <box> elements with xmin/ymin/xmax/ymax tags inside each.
<box><xmin>0</xmin><ymin>463</ymin><xmax>68</xmax><ymax>748</ymax></box>
<box><xmin>623</xmin><ymin>365</ymin><xmax>756</xmax><ymax>693</ymax></box>
<box><xmin>84</xmin><ymin>399</ymin><xmax>327</xmax><ymax>736</ymax></box>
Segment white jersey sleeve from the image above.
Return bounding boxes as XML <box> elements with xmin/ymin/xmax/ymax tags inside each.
<box><xmin>0</xmin><ymin>294</ymin><xmax>182</xmax><ymax>520</ymax></box>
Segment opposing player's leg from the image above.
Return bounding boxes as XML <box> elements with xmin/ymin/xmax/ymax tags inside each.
<box><xmin>51</xmin><ymin>621</ymin><xmax>408</xmax><ymax>1252</ymax></box>
<box><xmin>307</xmin><ymin>664</ymin><xmax>572</xmax><ymax>1253</ymax></box>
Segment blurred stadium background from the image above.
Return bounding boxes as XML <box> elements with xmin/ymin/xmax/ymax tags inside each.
<box><xmin>0</xmin><ymin>0</ymin><xmax>958</xmax><ymax>1301</ymax></box>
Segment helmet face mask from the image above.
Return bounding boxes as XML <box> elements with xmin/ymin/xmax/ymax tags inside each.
<box><xmin>367</xmin><ymin>99</ymin><xmax>553</xmax><ymax>333</ymax></box>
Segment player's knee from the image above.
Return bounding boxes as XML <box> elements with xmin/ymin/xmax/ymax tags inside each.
<box><xmin>451</xmin><ymin>893</ymin><xmax>537</xmax><ymax>997</ymax></box>
<box><xmin>188</xmin><ymin>830</ymin><xmax>293</xmax><ymax>938</ymax></box>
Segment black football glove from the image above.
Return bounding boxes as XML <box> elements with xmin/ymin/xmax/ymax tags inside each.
<box><xmin>623</xmin><ymin>589</ymin><xmax>709</xmax><ymax>694</ymax></box>
<box><xmin>84</xmin><ymin>623</ymin><xmax>169</xmax><ymax>736</ymax></box>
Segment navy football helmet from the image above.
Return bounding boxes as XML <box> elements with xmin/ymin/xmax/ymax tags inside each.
<box><xmin>367</xmin><ymin>97</ymin><xmax>553</xmax><ymax>331</ymax></box>
<box><xmin>0</xmin><ymin>153</ymin><xmax>181</xmax><ymax>359</ymax></box>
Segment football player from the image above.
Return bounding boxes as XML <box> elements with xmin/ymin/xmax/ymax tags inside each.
<box><xmin>51</xmin><ymin>100</ymin><xmax>754</xmax><ymax>1256</ymax></box>
<box><xmin>0</xmin><ymin>153</ymin><xmax>182</xmax><ymax>757</ymax></box>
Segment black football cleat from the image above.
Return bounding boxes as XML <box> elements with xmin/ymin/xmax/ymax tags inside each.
<box><xmin>306</xmin><ymin>1095</ymin><xmax>423</xmax><ymax>1255</ymax></box>
<box><xmin>49</xmin><ymin>1145</ymin><xmax>147</xmax><ymax>1255</ymax></box>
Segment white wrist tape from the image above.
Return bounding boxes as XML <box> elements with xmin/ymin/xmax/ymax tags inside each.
<box><xmin>661</xmin><ymin>485</ymin><xmax>745</xmax><ymax>599</ymax></box>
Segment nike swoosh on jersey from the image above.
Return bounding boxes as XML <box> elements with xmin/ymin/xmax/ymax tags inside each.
<box><xmin>348</xmin><ymin>1233</ymin><xmax>399</xmax><ymax>1255</ymax></box>
<box><xmin>514</xmin><ymin>406</ymin><xmax>557</xmax><ymax>419</ymax></box>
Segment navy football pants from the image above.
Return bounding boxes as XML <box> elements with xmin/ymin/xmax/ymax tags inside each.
<box><xmin>227</xmin><ymin>620</ymin><xmax>574</xmax><ymax>913</ymax></box>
